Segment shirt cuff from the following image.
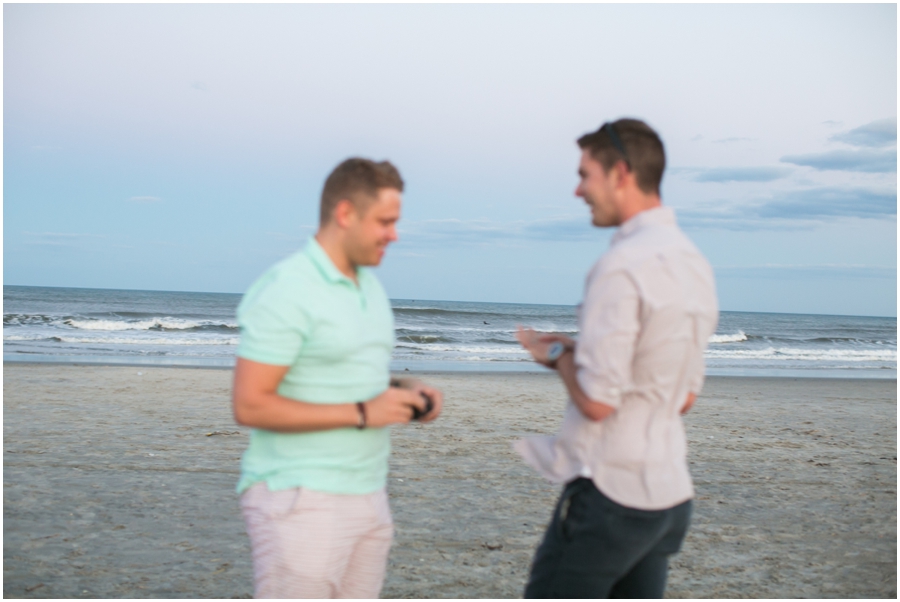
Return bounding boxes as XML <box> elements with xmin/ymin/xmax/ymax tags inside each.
<box><xmin>236</xmin><ymin>346</ymin><xmax>294</xmax><ymax>367</ymax></box>
<box><xmin>576</xmin><ymin>367</ymin><xmax>623</xmax><ymax>409</ymax></box>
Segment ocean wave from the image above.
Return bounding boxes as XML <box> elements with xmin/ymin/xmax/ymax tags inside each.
<box><xmin>806</xmin><ymin>336</ymin><xmax>897</xmax><ymax>345</ymax></box>
<box><xmin>395</xmin><ymin>342</ymin><xmax>528</xmax><ymax>355</ymax></box>
<box><xmin>392</xmin><ymin>306</ymin><xmax>516</xmax><ymax>316</ymax></box>
<box><xmin>708</xmin><ymin>331</ymin><xmax>748</xmax><ymax>344</ymax></box>
<box><xmin>392</xmin><ymin>306</ymin><xmax>572</xmax><ymax>321</ymax></box>
<box><xmin>396</xmin><ymin>334</ymin><xmax>456</xmax><ymax>344</ymax></box>
<box><xmin>4</xmin><ymin>313</ymin><xmax>238</xmax><ymax>331</ymax></box>
<box><xmin>395</xmin><ymin>322</ymin><xmax>577</xmax><ymax>333</ymax></box>
<box><xmin>704</xmin><ymin>347</ymin><xmax>896</xmax><ymax>362</ymax></box>
<box><xmin>62</xmin><ymin>317</ymin><xmax>238</xmax><ymax>331</ymax></box>
<box><xmin>4</xmin><ymin>313</ymin><xmax>60</xmax><ymax>326</ymax></box>
<box><xmin>4</xmin><ymin>334</ymin><xmax>239</xmax><ymax>346</ymax></box>
<box><xmin>392</xmin><ymin>352</ymin><xmax>530</xmax><ymax>363</ymax></box>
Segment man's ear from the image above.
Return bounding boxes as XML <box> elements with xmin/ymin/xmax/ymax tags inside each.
<box><xmin>613</xmin><ymin>161</ymin><xmax>631</xmax><ymax>190</ymax></box>
<box><xmin>333</xmin><ymin>199</ymin><xmax>357</xmax><ymax>228</ymax></box>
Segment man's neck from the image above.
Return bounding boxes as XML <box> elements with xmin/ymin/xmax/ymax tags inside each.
<box><xmin>618</xmin><ymin>193</ymin><xmax>662</xmax><ymax>225</ymax></box>
<box><xmin>314</xmin><ymin>230</ymin><xmax>358</xmax><ymax>282</ymax></box>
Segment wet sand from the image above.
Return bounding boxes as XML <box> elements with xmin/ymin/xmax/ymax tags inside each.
<box><xmin>3</xmin><ymin>364</ymin><xmax>896</xmax><ymax>598</ymax></box>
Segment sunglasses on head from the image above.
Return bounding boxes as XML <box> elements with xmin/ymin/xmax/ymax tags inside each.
<box><xmin>601</xmin><ymin>122</ymin><xmax>630</xmax><ymax>170</ymax></box>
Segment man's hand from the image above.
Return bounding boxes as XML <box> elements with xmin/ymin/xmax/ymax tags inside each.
<box><xmin>387</xmin><ymin>377</ymin><xmax>444</xmax><ymax>423</ymax></box>
<box><xmin>680</xmin><ymin>392</ymin><xmax>697</xmax><ymax>415</ymax></box>
<box><xmin>538</xmin><ymin>332</ymin><xmax>576</xmax><ymax>350</ymax></box>
<box><xmin>232</xmin><ymin>358</ymin><xmax>435</xmax><ymax>432</ymax></box>
<box><xmin>517</xmin><ymin>326</ymin><xmax>571</xmax><ymax>367</ymax></box>
<box><xmin>365</xmin><ymin>386</ymin><xmax>427</xmax><ymax>428</ymax></box>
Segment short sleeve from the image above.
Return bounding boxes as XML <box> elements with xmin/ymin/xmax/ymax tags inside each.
<box><xmin>236</xmin><ymin>271</ymin><xmax>311</xmax><ymax>366</ymax></box>
<box><xmin>575</xmin><ymin>269</ymin><xmax>641</xmax><ymax>408</ymax></box>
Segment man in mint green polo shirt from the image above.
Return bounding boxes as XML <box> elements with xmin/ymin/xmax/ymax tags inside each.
<box><xmin>232</xmin><ymin>158</ymin><xmax>444</xmax><ymax>599</ymax></box>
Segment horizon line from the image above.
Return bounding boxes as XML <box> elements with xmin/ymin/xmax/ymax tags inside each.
<box><xmin>3</xmin><ymin>283</ymin><xmax>896</xmax><ymax>320</ymax></box>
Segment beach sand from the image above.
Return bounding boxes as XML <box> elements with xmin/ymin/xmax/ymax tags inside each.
<box><xmin>3</xmin><ymin>364</ymin><xmax>896</xmax><ymax>598</ymax></box>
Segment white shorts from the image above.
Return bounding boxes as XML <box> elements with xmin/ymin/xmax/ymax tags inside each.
<box><xmin>240</xmin><ymin>482</ymin><xmax>394</xmax><ymax>599</ymax></box>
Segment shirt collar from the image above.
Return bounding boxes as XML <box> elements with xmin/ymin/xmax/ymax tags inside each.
<box><xmin>611</xmin><ymin>206</ymin><xmax>676</xmax><ymax>246</ymax></box>
<box><xmin>305</xmin><ymin>238</ymin><xmax>358</xmax><ymax>285</ymax></box>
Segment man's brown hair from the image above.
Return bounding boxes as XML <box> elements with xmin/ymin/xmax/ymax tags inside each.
<box><xmin>320</xmin><ymin>158</ymin><xmax>405</xmax><ymax>225</ymax></box>
<box><xmin>577</xmin><ymin>118</ymin><xmax>666</xmax><ymax>195</ymax></box>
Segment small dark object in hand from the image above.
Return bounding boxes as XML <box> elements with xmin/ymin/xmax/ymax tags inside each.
<box><xmin>412</xmin><ymin>392</ymin><xmax>434</xmax><ymax>421</ymax></box>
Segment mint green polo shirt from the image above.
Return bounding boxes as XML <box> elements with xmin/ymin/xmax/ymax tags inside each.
<box><xmin>235</xmin><ymin>238</ymin><xmax>395</xmax><ymax>495</ymax></box>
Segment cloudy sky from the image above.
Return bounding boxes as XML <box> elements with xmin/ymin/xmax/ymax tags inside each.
<box><xmin>4</xmin><ymin>3</ymin><xmax>897</xmax><ymax>316</ymax></box>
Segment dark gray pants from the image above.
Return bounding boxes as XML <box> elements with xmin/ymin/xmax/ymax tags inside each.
<box><xmin>524</xmin><ymin>478</ymin><xmax>692</xmax><ymax>599</ymax></box>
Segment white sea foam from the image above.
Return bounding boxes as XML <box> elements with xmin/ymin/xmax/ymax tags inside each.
<box><xmin>394</xmin><ymin>324</ymin><xmax>578</xmax><ymax>335</ymax></box>
<box><xmin>395</xmin><ymin>343</ymin><xmax>528</xmax><ymax>355</ymax></box>
<box><xmin>708</xmin><ymin>331</ymin><xmax>747</xmax><ymax>344</ymax></box>
<box><xmin>4</xmin><ymin>334</ymin><xmax>54</xmax><ymax>341</ymax></box>
<box><xmin>705</xmin><ymin>347</ymin><xmax>896</xmax><ymax>362</ymax></box>
<box><xmin>4</xmin><ymin>334</ymin><xmax>239</xmax><ymax>346</ymax></box>
<box><xmin>63</xmin><ymin>318</ymin><xmax>237</xmax><ymax>331</ymax></box>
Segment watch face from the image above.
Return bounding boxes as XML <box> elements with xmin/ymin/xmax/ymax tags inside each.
<box><xmin>548</xmin><ymin>342</ymin><xmax>564</xmax><ymax>362</ymax></box>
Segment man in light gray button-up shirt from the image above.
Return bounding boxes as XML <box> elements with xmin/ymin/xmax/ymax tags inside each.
<box><xmin>516</xmin><ymin>119</ymin><xmax>718</xmax><ymax>599</ymax></box>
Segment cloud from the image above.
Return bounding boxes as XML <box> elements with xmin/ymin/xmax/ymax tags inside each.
<box><xmin>780</xmin><ymin>149</ymin><xmax>896</xmax><ymax>173</ymax></box>
<box><xmin>778</xmin><ymin>119</ymin><xmax>897</xmax><ymax>173</ymax></box>
<box><xmin>755</xmin><ymin>187</ymin><xmax>896</xmax><ymax>219</ymax></box>
<box><xmin>678</xmin><ymin>186</ymin><xmax>897</xmax><ymax>230</ymax></box>
<box><xmin>830</xmin><ymin>118</ymin><xmax>897</xmax><ymax>148</ymax></box>
<box><xmin>821</xmin><ymin>120</ymin><xmax>843</xmax><ymax>128</ymax></box>
<box><xmin>712</xmin><ymin>137</ymin><xmax>754</xmax><ymax>144</ymax></box>
<box><xmin>191</xmin><ymin>81</ymin><xmax>208</xmax><ymax>91</ymax></box>
<box><xmin>22</xmin><ymin>232</ymin><xmax>106</xmax><ymax>247</ymax></box>
<box><xmin>128</xmin><ymin>196</ymin><xmax>163</xmax><ymax>203</ymax></box>
<box><xmin>693</xmin><ymin>166</ymin><xmax>792</xmax><ymax>183</ymax></box>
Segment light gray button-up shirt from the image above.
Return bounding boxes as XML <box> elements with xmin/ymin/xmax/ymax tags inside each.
<box><xmin>515</xmin><ymin>206</ymin><xmax>719</xmax><ymax>510</ymax></box>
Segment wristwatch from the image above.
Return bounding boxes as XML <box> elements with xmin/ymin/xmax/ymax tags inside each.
<box><xmin>546</xmin><ymin>341</ymin><xmax>566</xmax><ymax>367</ymax></box>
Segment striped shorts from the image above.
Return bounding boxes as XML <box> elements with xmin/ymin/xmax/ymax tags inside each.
<box><xmin>240</xmin><ymin>482</ymin><xmax>394</xmax><ymax>599</ymax></box>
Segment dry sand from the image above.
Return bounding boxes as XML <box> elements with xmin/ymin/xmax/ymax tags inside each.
<box><xmin>3</xmin><ymin>364</ymin><xmax>896</xmax><ymax>598</ymax></box>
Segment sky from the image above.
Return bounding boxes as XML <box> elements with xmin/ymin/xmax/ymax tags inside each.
<box><xmin>4</xmin><ymin>3</ymin><xmax>897</xmax><ymax>317</ymax></box>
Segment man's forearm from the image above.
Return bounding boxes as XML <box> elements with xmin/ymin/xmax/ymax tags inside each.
<box><xmin>556</xmin><ymin>352</ymin><xmax>615</xmax><ymax>422</ymax></box>
<box><xmin>389</xmin><ymin>376</ymin><xmax>422</xmax><ymax>389</ymax></box>
<box><xmin>234</xmin><ymin>393</ymin><xmax>359</xmax><ymax>433</ymax></box>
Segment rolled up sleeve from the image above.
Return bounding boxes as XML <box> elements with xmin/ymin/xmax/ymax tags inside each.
<box><xmin>688</xmin><ymin>360</ymin><xmax>706</xmax><ymax>395</ymax></box>
<box><xmin>575</xmin><ymin>269</ymin><xmax>640</xmax><ymax>409</ymax></box>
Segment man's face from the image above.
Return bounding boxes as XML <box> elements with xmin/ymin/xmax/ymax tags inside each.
<box><xmin>344</xmin><ymin>187</ymin><xmax>402</xmax><ymax>267</ymax></box>
<box><xmin>575</xmin><ymin>150</ymin><xmax>621</xmax><ymax>227</ymax></box>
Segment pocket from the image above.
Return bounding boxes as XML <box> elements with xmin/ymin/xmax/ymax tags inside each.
<box><xmin>241</xmin><ymin>483</ymin><xmax>304</xmax><ymax>519</ymax></box>
<box><xmin>366</xmin><ymin>489</ymin><xmax>393</xmax><ymax>528</ymax></box>
<box><xmin>656</xmin><ymin>500</ymin><xmax>693</xmax><ymax>554</ymax></box>
<box><xmin>556</xmin><ymin>480</ymin><xmax>590</xmax><ymax>541</ymax></box>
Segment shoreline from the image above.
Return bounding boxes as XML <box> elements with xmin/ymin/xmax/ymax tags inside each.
<box><xmin>4</xmin><ymin>356</ymin><xmax>897</xmax><ymax>380</ymax></box>
<box><xmin>4</xmin><ymin>364</ymin><xmax>896</xmax><ymax>598</ymax></box>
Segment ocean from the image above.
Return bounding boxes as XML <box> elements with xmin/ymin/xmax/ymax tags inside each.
<box><xmin>3</xmin><ymin>285</ymin><xmax>896</xmax><ymax>379</ymax></box>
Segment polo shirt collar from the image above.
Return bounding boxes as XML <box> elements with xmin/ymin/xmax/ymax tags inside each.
<box><xmin>612</xmin><ymin>206</ymin><xmax>676</xmax><ymax>246</ymax></box>
<box><xmin>305</xmin><ymin>238</ymin><xmax>358</xmax><ymax>285</ymax></box>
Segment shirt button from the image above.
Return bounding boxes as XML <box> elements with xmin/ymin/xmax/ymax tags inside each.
<box><xmin>609</xmin><ymin>387</ymin><xmax>620</xmax><ymax>396</ymax></box>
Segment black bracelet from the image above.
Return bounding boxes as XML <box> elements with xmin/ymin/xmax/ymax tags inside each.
<box><xmin>356</xmin><ymin>402</ymin><xmax>367</xmax><ymax>430</ymax></box>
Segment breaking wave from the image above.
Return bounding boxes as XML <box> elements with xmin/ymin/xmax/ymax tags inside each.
<box><xmin>704</xmin><ymin>347</ymin><xmax>896</xmax><ymax>362</ymax></box>
<box><xmin>708</xmin><ymin>331</ymin><xmax>748</xmax><ymax>344</ymax></box>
